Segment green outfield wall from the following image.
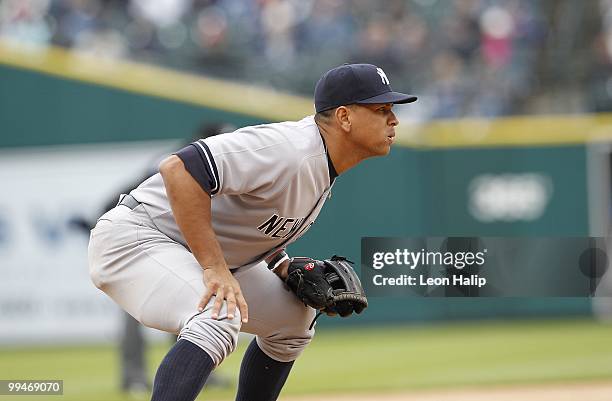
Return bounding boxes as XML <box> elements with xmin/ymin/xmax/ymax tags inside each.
<box><xmin>2</xmin><ymin>44</ymin><xmax>608</xmax><ymax>329</ymax></box>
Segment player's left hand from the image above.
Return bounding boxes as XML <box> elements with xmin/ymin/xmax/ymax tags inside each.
<box><xmin>284</xmin><ymin>255</ymin><xmax>368</xmax><ymax>318</ymax></box>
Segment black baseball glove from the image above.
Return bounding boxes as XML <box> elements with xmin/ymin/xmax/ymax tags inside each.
<box><xmin>284</xmin><ymin>255</ymin><xmax>367</xmax><ymax>326</ymax></box>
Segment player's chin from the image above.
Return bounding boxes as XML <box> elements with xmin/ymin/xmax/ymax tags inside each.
<box><xmin>380</xmin><ymin>141</ymin><xmax>393</xmax><ymax>155</ymax></box>
<box><xmin>371</xmin><ymin>145</ymin><xmax>392</xmax><ymax>157</ymax></box>
<box><xmin>367</xmin><ymin>141</ymin><xmax>392</xmax><ymax>157</ymax></box>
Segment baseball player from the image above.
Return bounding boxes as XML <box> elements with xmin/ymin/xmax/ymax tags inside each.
<box><xmin>88</xmin><ymin>63</ymin><xmax>417</xmax><ymax>401</ymax></box>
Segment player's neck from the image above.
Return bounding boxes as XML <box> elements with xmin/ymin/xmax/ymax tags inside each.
<box><xmin>317</xmin><ymin>124</ymin><xmax>364</xmax><ymax>175</ymax></box>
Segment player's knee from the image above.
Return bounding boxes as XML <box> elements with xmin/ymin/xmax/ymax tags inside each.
<box><xmin>178</xmin><ymin>311</ymin><xmax>242</xmax><ymax>366</ymax></box>
<box><xmin>256</xmin><ymin>330</ymin><xmax>314</xmax><ymax>362</ymax></box>
<box><xmin>256</xmin><ymin>309</ymin><xmax>316</xmax><ymax>362</ymax></box>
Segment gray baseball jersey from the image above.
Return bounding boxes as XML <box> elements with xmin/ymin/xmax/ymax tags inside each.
<box><xmin>130</xmin><ymin>115</ymin><xmax>336</xmax><ymax>269</ymax></box>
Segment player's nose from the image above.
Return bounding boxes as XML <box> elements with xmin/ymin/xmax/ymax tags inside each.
<box><xmin>389</xmin><ymin>110</ymin><xmax>399</xmax><ymax>127</ymax></box>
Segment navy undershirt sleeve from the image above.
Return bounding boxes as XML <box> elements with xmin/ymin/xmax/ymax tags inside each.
<box><xmin>174</xmin><ymin>141</ymin><xmax>220</xmax><ymax>196</ymax></box>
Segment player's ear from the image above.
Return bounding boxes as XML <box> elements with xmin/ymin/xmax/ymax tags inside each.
<box><xmin>335</xmin><ymin>106</ymin><xmax>351</xmax><ymax>132</ymax></box>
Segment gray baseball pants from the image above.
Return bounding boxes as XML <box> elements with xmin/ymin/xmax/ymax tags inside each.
<box><xmin>88</xmin><ymin>203</ymin><xmax>315</xmax><ymax>366</ymax></box>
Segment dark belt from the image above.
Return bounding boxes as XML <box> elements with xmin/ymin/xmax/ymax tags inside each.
<box><xmin>117</xmin><ymin>194</ymin><xmax>140</xmax><ymax>210</ymax></box>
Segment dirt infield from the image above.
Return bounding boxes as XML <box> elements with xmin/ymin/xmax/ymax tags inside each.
<box><xmin>286</xmin><ymin>381</ymin><xmax>612</xmax><ymax>401</ymax></box>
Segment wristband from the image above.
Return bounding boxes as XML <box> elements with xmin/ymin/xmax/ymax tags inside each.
<box><xmin>268</xmin><ymin>251</ymin><xmax>289</xmax><ymax>271</ymax></box>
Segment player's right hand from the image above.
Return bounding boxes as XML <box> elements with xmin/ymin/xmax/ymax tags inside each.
<box><xmin>199</xmin><ymin>266</ymin><xmax>249</xmax><ymax>324</ymax></box>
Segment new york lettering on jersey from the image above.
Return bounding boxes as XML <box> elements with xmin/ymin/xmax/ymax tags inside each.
<box><xmin>258</xmin><ymin>215</ymin><xmax>305</xmax><ymax>239</ymax></box>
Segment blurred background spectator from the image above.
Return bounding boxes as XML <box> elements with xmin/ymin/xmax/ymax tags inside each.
<box><xmin>2</xmin><ymin>0</ymin><xmax>612</xmax><ymax>119</ymax></box>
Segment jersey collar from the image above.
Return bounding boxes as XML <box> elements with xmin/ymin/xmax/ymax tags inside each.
<box><xmin>319</xmin><ymin>131</ymin><xmax>338</xmax><ymax>185</ymax></box>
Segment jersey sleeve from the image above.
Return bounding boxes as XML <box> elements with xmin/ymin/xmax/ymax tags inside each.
<box><xmin>175</xmin><ymin>127</ymin><xmax>297</xmax><ymax>196</ymax></box>
<box><xmin>175</xmin><ymin>141</ymin><xmax>220</xmax><ymax>195</ymax></box>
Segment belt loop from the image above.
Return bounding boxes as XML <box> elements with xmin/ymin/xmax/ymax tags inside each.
<box><xmin>116</xmin><ymin>194</ymin><xmax>126</xmax><ymax>207</ymax></box>
<box><xmin>117</xmin><ymin>194</ymin><xmax>140</xmax><ymax>210</ymax></box>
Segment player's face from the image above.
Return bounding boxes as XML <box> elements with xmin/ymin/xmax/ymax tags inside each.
<box><xmin>348</xmin><ymin>103</ymin><xmax>399</xmax><ymax>157</ymax></box>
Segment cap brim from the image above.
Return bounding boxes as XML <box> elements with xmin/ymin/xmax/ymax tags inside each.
<box><xmin>357</xmin><ymin>91</ymin><xmax>417</xmax><ymax>105</ymax></box>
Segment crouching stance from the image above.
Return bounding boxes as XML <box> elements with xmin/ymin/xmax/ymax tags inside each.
<box><xmin>88</xmin><ymin>63</ymin><xmax>416</xmax><ymax>401</ymax></box>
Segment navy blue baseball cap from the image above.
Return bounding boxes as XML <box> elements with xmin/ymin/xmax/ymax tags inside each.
<box><xmin>314</xmin><ymin>63</ymin><xmax>417</xmax><ymax>113</ymax></box>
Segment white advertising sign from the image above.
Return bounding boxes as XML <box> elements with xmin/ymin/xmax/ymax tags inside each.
<box><xmin>0</xmin><ymin>141</ymin><xmax>179</xmax><ymax>344</ymax></box>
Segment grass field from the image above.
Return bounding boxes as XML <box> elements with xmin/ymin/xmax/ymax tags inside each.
<box><xmin>1</xmin><ymin>319</ymin><xmax>611</xmax><ymax>400</ymax></box>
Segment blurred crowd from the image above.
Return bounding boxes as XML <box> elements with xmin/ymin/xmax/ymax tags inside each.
<box><xmin>1</xmin><ymin>0</ymin><xmax>612</xmax><ymax>119</ymax></box>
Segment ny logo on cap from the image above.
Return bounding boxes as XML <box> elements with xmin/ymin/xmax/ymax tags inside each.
<box><xmin>376</xmin><ymin>68</ymin><xmax>390</xmax><ymax>85</ymax></box>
